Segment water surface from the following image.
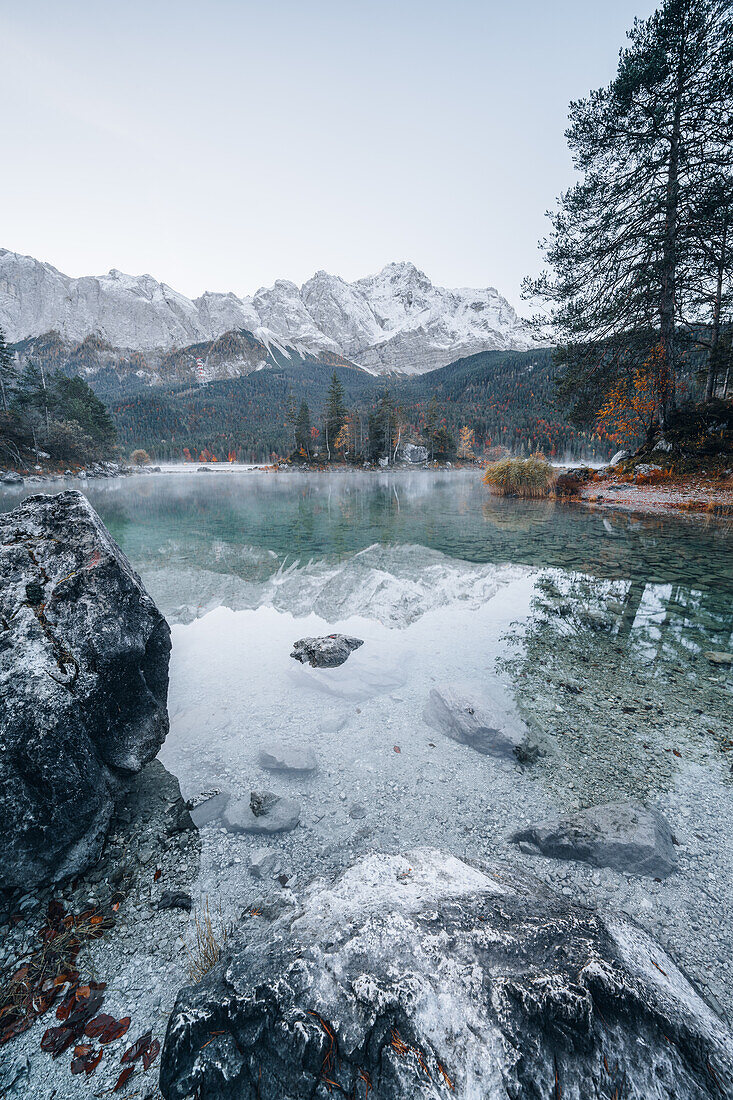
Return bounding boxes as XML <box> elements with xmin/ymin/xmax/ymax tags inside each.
<box><xmin>2</xmin><ymin>470</ymin><xmax>731</xmax><ymax>1018</ymax></box>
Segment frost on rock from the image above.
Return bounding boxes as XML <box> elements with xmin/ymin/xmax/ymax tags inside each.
<box><xmin>0</xmin><ymin>490</ymin><xmax>170</xmax><ymax>889</ymax></box>
<box><xmin>160</xmin><ymin>849</ymin><xmax>733</xmax><ymax>1100</ymax></box>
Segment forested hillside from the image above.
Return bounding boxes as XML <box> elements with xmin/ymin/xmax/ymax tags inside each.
<box><xmin>107</xmin><ymin>347</ymin><xmax>610</xmax><ymax>463</ymax></box>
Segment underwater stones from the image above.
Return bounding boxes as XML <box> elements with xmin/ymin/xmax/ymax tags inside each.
<box><xmin>190</xmin><ymin>792</ymin><xmax>230</xmax><ymax>829</ymax></box>
<box><xmin>160</xmin><ymin>848</ymin><xmax>733</xmax><ymax>1100</ymax></box>
<box><xmin>222</xmin><ymin>791</ymin><xmax>300</xmax><ymax>835</ymax></box>
<box><xmin>705</xmin><ymin>651</ymin><xmax>733</xmax><ymax>667</ymax></box>
<box><xmin>423</xmin><ymin>685</ymin><xmax>536</xmax><ymax>761</ymax></box>
<box><xmin>0</xmin><ymin>491</ymin><xmax>171</xmax><ymax>891</ymax></box>
<box><xmin>258</xmin><ymin>742</ymin><xmax>317</xmax><ymax>773</ymax></box>
<box><xmin>248</xmin><ymin>847</ymin><xmax>277</xmax><ymax>880</ymax></box>
<box><xmin>290</xmin><ymin>634</ymin><xmax>364</xmax><ymax>668</ymax></box>
<box><xmin>511</xmin><ymin>800</ymin><xmax>678</xmax><ymax>878</ymax></box>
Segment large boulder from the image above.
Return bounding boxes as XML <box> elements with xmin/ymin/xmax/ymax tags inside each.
<box><xmin>511</xmin><ymin>800</ymin><xmax>678</xmax><ymax>878</ymax></box>
<box><xmin>160</xmin><ymin>849</ymin><xmax>732</xmax><ymax>1100</ymax></box>
<box><xmin>398</xmin><ymin>442</ymin><xmax>429</xmax><ymax>464</ymax></box>
<box><xmin>0</xmin><ymin>491</ymin><xmax>170</xmax><ymax>890</ymax></box>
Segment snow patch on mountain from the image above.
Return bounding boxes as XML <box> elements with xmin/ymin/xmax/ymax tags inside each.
<box><xmin>0</xmin><ymin>248</ymin><xmax>533</xmax><ymax>375</ymax></box>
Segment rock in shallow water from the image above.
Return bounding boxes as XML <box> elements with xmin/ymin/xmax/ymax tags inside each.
<box><xmin>423</xmin><ymin>685</ymin><xmax>538</xmax><ymax>761</ymax></box>
<box><xmin>222</xmin><ymin>791</ymin><xmax>300</xmax><ymax>834</ymax></box>
<box><xmin>258</xmin><ymin>742</ymin><xmax>317</xmax><ymax>773</ymax></box>
<box><xmin>160</xmin><ymin>848</ymin><xmax>732</xmax><ymax>1100</ymax></box>
<box><xmin>290</xmin><ymin>634</ymin><xmax>364</xmax><ymax>668</ymax></box>
<box><xmin>511</xmin><ymin>800</ymin><xmax>678</xmax><ymax>878</ymax></box>
<box><xmin>0</xmin><ymin>491</ymin><xmax>171</xmax><ymax>890</ymax></box>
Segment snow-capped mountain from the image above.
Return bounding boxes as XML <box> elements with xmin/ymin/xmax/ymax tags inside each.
<box><xmin>0</xmin><ymin>249</ymin><xmax>533</xmax><ymax>375</ymax></box>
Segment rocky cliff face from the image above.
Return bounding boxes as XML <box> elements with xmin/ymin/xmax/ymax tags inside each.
<box><xmin>160</xmin><ymin>849</ymin><xmax>733</xmax><ymax>1100</ymax></box>
<box><xmin>0</xmin><ymin>249</ymin><xmax>533</xmax><ymax>376</ymax></box>
<box><xmin>0</xmin><ymin>491</ymin><xmax>170</xmax><ymax>890</ymax></box>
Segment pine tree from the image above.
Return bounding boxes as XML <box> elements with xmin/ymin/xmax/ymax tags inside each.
<box><xmin>295</xmin><ymin>400</ymin><xmax>311</xmax><ymax>456</ymax></box>
<box><xmin>286</xmin><ymin>390</ymin><xmax>298</xmax><ymax>450</ymax></box>
<box><xmin>324</xmin><ymin>372</ymin><xmax>347</xmax><ymax>460</ymax></box>
<box><xmin>526</xmin><ymin>0</ymin><xmax>733</xmax><ymax>430</ymax></box>
<box><xmin>0</xmin><ymin>327</ymin><xmax>13</xmax><ymax>414</ymax></box>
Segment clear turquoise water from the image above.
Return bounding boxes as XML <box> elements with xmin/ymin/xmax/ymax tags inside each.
<box><xmin>2</xmin><ymin>470</ymin><xmax>732</xmax><ymax>1017</ymax></box>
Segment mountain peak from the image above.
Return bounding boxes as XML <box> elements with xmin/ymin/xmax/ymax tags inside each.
<box><xmin>0</xmin><ymin>248</ymin><xmax>532</xmax><ymax>374</ymax></box>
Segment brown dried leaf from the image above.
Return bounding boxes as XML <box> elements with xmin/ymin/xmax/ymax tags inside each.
<box><xmin>121</xmin><ymin>1029</ymin><xmax>152</xmax><ymax>1064</ymax></box>
<box><xmin>114</xmin><ymin>1065</ymin><xmax>135</xmax><ymax>1091</ymax></box>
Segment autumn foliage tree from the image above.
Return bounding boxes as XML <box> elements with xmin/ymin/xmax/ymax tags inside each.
<box><xmin>457</xmin><ymin>425</ymin><xmax>476</xmax><ymax>459</ymax></box>
<box><xmin>595</xmin><ymin>345</ymin><xmax>671</xmax><ymax>448</ymax></box>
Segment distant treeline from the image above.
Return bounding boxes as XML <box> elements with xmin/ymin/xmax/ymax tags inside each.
<box><xmin>106</xmin><ymin>348</ymin><xmax>612</xmax><ymax>464</ymax></box>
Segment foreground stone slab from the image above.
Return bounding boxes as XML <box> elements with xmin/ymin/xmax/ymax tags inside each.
<box><xmin>290</xmin><ymin>634</ymin><xmax>364</xmax><ymax>668</ymax></box>
<box><xmin>0</xmin><ymin>491</ymin><xmax>170</xmax><ymax>890</ymax></box>
<box><xmin>160</xmin><ymin>848</ymin><xmax>732</xmax><ymax>1100</ymax></box>
<box><xmin>512</xmin><ymin>800</ymin><xmax>678</xmax><ymax>878</ymax></box>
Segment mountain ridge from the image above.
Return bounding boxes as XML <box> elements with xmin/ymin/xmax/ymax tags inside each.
<box><xmin>0</xmin><ymin>249</ymin><xmax>534</xmax><ymax>376</ymax></box>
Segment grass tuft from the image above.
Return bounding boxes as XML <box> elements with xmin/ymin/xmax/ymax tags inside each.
<box><xmin>483</xmin><ymin>456</ymin><xmax>556</xmax><ymax>499</ymax></box>
<box><xmin>185</xmin><ymin>899</ymin><xmax>230</xmax><ymax>983</ymax></box>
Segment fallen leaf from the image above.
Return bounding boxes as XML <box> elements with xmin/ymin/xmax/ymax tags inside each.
<box><xmin>114</xmin><ymin>1065</ymin><xmax>135</xmax><ymax>1091</ymax></box>
<box><xmin>121</xmin><ymin>1030</ymin><xmax>153</xmax><ymax>1064</ymax></box>
<box><xmin>142</xmin><ymin>1038</ymin><xmax>160</xmax><ymax>1071</ymax></box>
<box><xmin>393</xmin><ymin>745</ymin><xmax>401</xmax><ymax>753</ymax></box>
<box><xmin>154</xmin><ymin>868</ymin><xmax>162</xmax><ymax>882</ymax></box>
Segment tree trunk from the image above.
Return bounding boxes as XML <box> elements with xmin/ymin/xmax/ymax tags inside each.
<box><xmin>659</xmin><ymin>31</ymin><xmax>686</xmax><ymax>429</ymax></box>
<box><xmin>705</xmin><ymin>214</ymin><xmax>728</xmax><ymax>401</ymax></box>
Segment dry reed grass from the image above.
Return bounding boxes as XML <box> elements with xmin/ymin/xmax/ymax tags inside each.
<box><xmin>483</xmin><ymin>456</ymin><xmax>556</xmax><ymax>498</ymax></box>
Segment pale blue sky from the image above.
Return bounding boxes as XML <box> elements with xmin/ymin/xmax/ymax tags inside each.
<box><xmin>1</xmin><ymin>0</ymin><xmax>656</xmax><ymax>309</ymax></box>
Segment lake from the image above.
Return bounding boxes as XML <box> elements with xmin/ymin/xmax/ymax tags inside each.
<box><xmin>2</xmin><ymin>468</ymin><xmax>732</xmax><ymax>1020</ymax></box>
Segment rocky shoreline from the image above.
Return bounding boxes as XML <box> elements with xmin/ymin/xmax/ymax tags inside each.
<box><xmin>0</xmin><ymin>460</ymin><xmax>162</xmax><ymax>488</ymax></box>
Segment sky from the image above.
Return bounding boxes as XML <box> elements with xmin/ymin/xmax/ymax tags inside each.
<box><xmin>1</xmin><ymin>0</ymin><xmax>657</xmax><ymax>311</ymax></box>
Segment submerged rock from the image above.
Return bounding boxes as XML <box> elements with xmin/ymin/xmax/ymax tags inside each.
<box><xmin>248</xmin><ymin>846</ymin><xmax>277</xmax><ymax>880</ymax></box>
<box><xmin>290</xmin><ymin>634</ymin><xmax>364</xmax><ymax>668</ymax></box>
<box><xmin>0</xmin><ymin>491</ymin><xmax>171</xmax><ymax>890</ymax></box>
<box><xmin>160</xmin><ymin>848</ymin><xmax>732</xmax><ymax>1100</ymax></box>
<box><xmin>705</xmin><ymin>651</ymin><xmax>733</xmax><ymax>667</ymax></box>
<box><xmin>222</xmin><ymin>791</ymin><xmax>300</xmax><ymax>834</ymax></box>
<box><xmin>258</xmin><ymin>742</ymin><xmax>318</xmax><ymax>773</ymax></box>
<box><xmin>512</xmin><ymin>800</ymin><xmax>678</xmax><ymax>878</ymax></box>
<box><xmin>423</xmin><ymin>685</ymin><xmax>537</xmax><ymax>761</ymax></box>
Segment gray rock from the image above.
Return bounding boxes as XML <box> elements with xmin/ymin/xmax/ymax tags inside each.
<box><xmin>190</xmin><ymin>792</ymin><xmax>230</xmax><ymax>828</ymax></box>
<box><xmin>259</xmin><ymin>742</ymin><xmax>317</xmax><ymax>773</ymax></box>
<box><xmin>705</xmin><ymin>651</ymin><xmax>733</xmax><ymax>667</ymax></box>
<box><xmin>290</xmin><ymin>634</ymin><xmax>364</xmax><ymax>668</ymax></box>
<box><xmin>158</xmin><ymin>890</ymin><xmax>193</xmax><ymax>911</ymax></box>
<box><xmin>160</xmin><ymin>849</ymin><xmax>733</xmax><ymax>1100</ymax></box>
<box><xmin>1</xmin><ymin>471</ymin><xmax>23</xmax><ymax>484</ymax></box>
<box><xmin>248</xmin><ymin>846</ymin><xmax>277</xmax><ymax>879</ymax></box>
<box><xmin>222</xmin><ymin>791</ymin><xmax>300</xmax><ymax>835</ymax></box>
<box><xmin>423</xmin><ymin>685</ymin><xmax>536</xmax><ymax>761</ymax></box>
<box><xmin>397</xmin><ymin>442</ymin><xmax>429</xmax><ymax>464</ymax></box>
<box><xmin>511</xmin><ymin>801</ymin><xmax>678</xmax><ymax>878</ymax></box>
<box><xmin>609</xmin><ymin>449</ymin><xmax>631</xmax><ymax>465</ymax></box>
<box><xmin>0</xmin><ymin>491</ymin><xmax>171</xmax><ymax>890</ymax></box>
<box><xmin>636</xmin><ymin>463</ymin><xmax>663</xmax><ymax>477</ymax></box>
